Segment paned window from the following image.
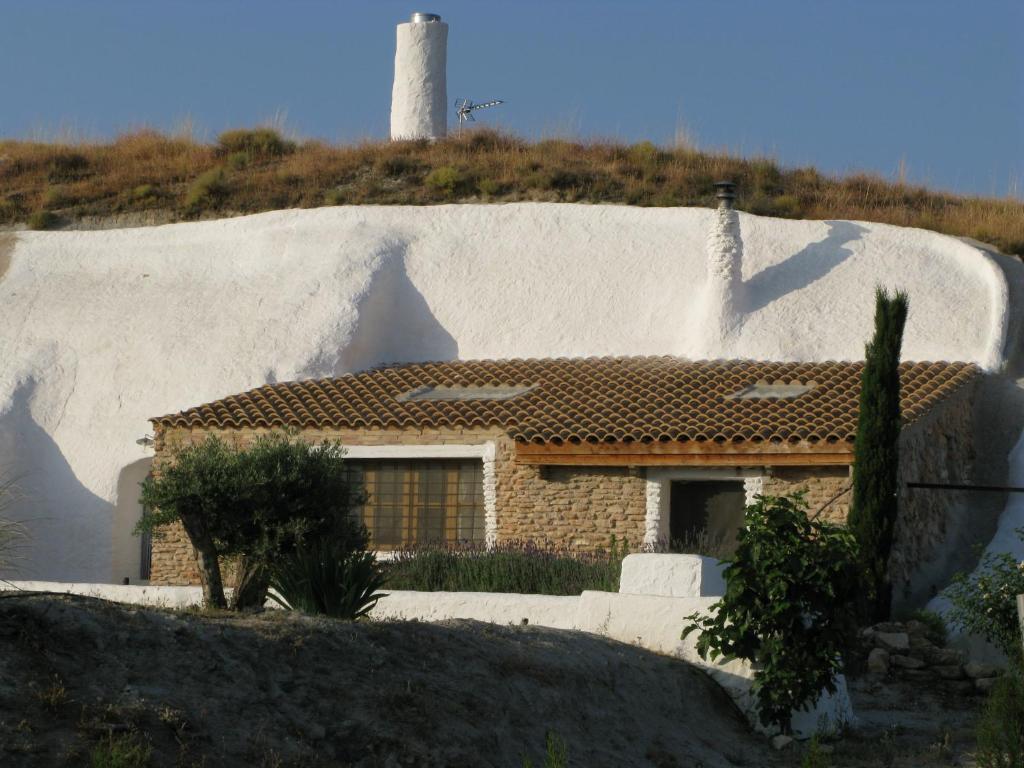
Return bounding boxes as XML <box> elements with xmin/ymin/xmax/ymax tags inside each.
<box><xmin>343</xmin><ymin>459</ymin><xmax>485</xmax><ymax>548</ymax></box>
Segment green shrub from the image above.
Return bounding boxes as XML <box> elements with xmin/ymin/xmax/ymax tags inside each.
<box><xmin>27</xmin><ymin>210</ymin><xmax>57</xmax><ymax>230</ymax></box>
<box><xmin>217</xmin><ymin>128</ymin><xmax>295</xmax><ymax>159</ymax></box>
<box><xmin>225</xmin><ymin>151</ymin><xmax>250</xmax><ymax>171</ymax></box>
<box><xmin>130</xmin><ymin>184</ymin><xmax>157</xmax><ymax>201</ymax></box>
<box><xmin>476</xmin><ymin>177</ymin><xmax>501</xmax><ymax>196</ymax></box>
<box><xmin>385</xmin><ymin>539</ymin><xmax>627</xmax><ymax>595</ymax></box>
<box><xmin>42</xmin><ymin>185</ymin><xmax>72</xmax><ymax>209</ymax></box>
<box><xmin>800</xmin><ymin>736</ymin><xmax>832</xmax><ymax>768</ymax></box>
<box><xmin>269</xmin><ymin>543</ymin><xmax>385</xmax><ymax>620</ymax></box>
<box><xmin>136</xmin><ymin>432</ymin><xmax>364</xmax><ymax>609</ymax></box>
<box><xmin>975</xmin><ymin>665</ymin><xmax>1024</xmax><ymax>768</ymax></box>
<box><xmin>683</xmin><ymin>493</ymin><xmax>861</xmax><ymax>733</ymax></box>
<box><xmin>90</xmin><ymin>732</ymin><xmax>152</xmax><ymax>768</ymax></box>
<box><xmin>424</xmin><ymin>165</ymin><xmax>464</xmax><ymax>197</ymax></box>
<box><xmin>522</xmin><ymin>731</ymin><xmax>568</xmax><ymax>768</ymax></box>
<box><xmin>848</xmin><ymin>287</ymin><xmax>909</xmax><ymax>622</ymax></box>
<box><xmin>183</xmin><ymin>167</ymin><xmax>228</xmax><ymax>213</ymax></box>
<box><xmin>947</xmin><ymin>530</ymin><xmax>1024</xmax><ymax>660</ymax></box>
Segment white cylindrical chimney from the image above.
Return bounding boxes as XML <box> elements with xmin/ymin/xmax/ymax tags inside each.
<box><xmin>695</xmin><ymin>180</ymin><xmax>744</xmax><ymax>352</ymax></box>
<box><xmin>390</xmin><ymin>12</ymin><xmax>448</xmax><ymax>141</ymax></box>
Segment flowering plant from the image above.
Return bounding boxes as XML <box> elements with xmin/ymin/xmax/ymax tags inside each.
<box><xmin>947</xmin><ymin>529</ymin><xmax>1024</xmax><ymax>660</ymax></box>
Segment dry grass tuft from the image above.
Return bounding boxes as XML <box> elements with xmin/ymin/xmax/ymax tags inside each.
<box><xmin>1</xmin><ymin>127</ymin><xmax>1021</xmax><ymax>255</ymax></box>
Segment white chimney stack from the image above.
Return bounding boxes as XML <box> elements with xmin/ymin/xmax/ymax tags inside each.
<box><xmin>693</xmin><ymin>181</ymin><xmax>745</xmax><ymax>354</ymax></box>
<box><xmin>390</xmin><ymin>12</ymin><xmax>448</xmax><ymax>141</ymax></box>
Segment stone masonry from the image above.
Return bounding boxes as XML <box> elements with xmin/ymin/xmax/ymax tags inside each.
<box><xmin>148</xmin><ymin>380</ymin><xmax>976</xmax><ymax>592</ymax></box>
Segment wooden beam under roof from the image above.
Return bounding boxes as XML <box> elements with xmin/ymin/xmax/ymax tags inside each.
<box><xmin>515</xmin><ymin>444</ymin><xmax>853</xmax><ymax>467</ymax></box>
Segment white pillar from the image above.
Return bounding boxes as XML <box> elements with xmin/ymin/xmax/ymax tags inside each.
<box><xmin>390</xmin><ymin>13</ymin><xmax>448</xmax><ymax>141</ymax></box>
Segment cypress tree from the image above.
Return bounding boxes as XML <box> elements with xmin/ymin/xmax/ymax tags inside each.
<box><xmin>848</xmin><ymin>286</ymin><xmax>909</xmax><ymax>622</ymax></box>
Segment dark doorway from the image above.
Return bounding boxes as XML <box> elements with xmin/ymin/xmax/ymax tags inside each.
<box><xmin>669</xmin><ymin>480</ymin><xmax>746</xmax><ymax>557</ymax></box>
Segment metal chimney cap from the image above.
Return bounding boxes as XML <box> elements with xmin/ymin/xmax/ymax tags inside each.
<box><xmin>713</xmin><ymin>180</ymin><xmax>736</xmax><ymax>200</ymax></box>
<box><xmin>410</xmin><ymin>12</ymin><xmax>441</xmax><ymax>23</ymax></box>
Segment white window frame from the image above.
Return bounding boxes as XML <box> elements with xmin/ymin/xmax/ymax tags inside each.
<box><xmin>643</xmin><ymin>467</ymin><xmax>764</xmax><ymax>547</ymax></box>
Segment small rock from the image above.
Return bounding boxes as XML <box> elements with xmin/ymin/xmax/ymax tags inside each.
<box><xmin>902</xmin><ymin>669</ymin><xmax>934</xmax><ymax>681</ymax></box>
<box><xmin>946</xmin><ymin>680</ymin><xmax>976</xmax><ymax>696</ymax></box>
<box><xmin>873</xmin><ymin>622</ymin><xmax>905</xmax><ymax>633</ymax></box>
<box><xmin>904</xmin><ymin>620</ymin><xmax>931</xmax><ymax>637</ymax></box>
<box><xmin>925</xmin><ymin>647</ymin><xmax>965</xmax><ymax>666</ymax></box>
<box><xmin>860</xmin><ymin>627</ymin><xmax>877</xmax><ymax>639</ymax></box>
<box><xmin>891</xmin><ymin>654</ymin><xmax>926</xmax><ymax>670</ymax></box>
<box><xmin>909</xmin><ymin>634</ymin><xmax>935</xmax><ymax>650</ymax></box>
<box><xmin>874</xmin><ymin>632</ymin><xmax>910</xmax><ymax>652</ymax></box>
<box><xmin>772</xmin><ymin>735</ymin><xmax>794</xmax><ymax>750</ymax></box>
<box><xmin>964</xmin><ymin>662</ymin><xmax>1002</xmax><ymax>679</ymax></box>
<box><xmin>867</xmin><ymin>648</ymin><xmax>890</xmax><ymax>674</ymax></box>
<box><xmin>933</xmin><ymin>665</ymin><xmax>965</xmax><ymax>680</ymax></box>
<box><xmin>975</xmin><ymin>676</ymin><xmax>1000</xmax><ymax>694</ymax></box>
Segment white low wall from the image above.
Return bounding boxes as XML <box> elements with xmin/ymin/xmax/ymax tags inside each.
<box><xmin>4</xmin><ymin>580</ymin><xmax>207</xmax><ymax>609</ymax></box>
<box><xmin>372</xmin><ymin>590</ymin><xmax>578</xmax><ymax>630</ymax></box>
<box><xmin>619</xmin><ymin>553</ymin><xmax>726</xmax><ymax>597</ymax></box>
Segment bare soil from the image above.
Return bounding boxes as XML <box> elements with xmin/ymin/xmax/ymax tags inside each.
<box><xmin>0</xmin><ymin>594</ymin><xmax>987</xmax><ymax>767</ymax></box>
<box><xmin>0</xmin><ymin>594</ymin><xmax>772</xmax><ymax>767</ymax></box>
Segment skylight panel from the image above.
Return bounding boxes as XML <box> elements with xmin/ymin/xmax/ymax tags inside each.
<box><xmin>398</xmin><ymin>384</ymin><xmax>535</xmax><ymax>402</ymax></box>
<box><xmin>727</xmin><ymin>382</ymin><xmax>814</xmax><ymax>400</ymax></box>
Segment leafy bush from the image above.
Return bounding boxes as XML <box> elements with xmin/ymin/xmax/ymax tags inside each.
<box><xmin>384</xmin><ymin>539</ymin><xmax>627</xmax><ymax>595</ymax></box>
<box><xmin>137</xmin><ymin>432</ymin><xmax>364</xmax><ymax>609</ymax></box>
<box><xmin>183</xmin><ymin>167</ymin><xmax>228</xmax><ymax>213</ymax></box>
<box><xmin>848</xmin><ymin>286</ymin><xmax>908</xmax><ymax>622</ymax></box>
<box><xmin>683</xmin><ymin>493</ymin><xmax>861</xmax><ymax>733</ymax></box>
<box><xmin>217</xmin><ymin>128</ymin><xmax>295</xmax><ymax>158</ymax></box>
<box><xmin>974</xmin><ymin>664</ymin><xmax>1024</xmax><ymax>768</ymax></box>
<box><xmin>269</xmin><ymin>541</ymin><xmax>386</xmax><ymax>620</ymax></box>
<box><xmin>947</xmin><ymin>531</ymin><xmax>1024</xmax><ymax>660</ymax></box>
<box><xmin>424</xmin><ymin>165</ymin><xmax>464</xmax><ymax>197</ymax></box>
<box><xmin>90</xmin><ymin>732</ymin><xmax>152</xmax><ymax>768</ymax></box>
<box><xmin>27</xmin><ymin>210</ymin><xmax>57</xmax><ymax>230</ymax></box>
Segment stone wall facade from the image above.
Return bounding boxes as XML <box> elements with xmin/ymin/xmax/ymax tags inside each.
<box><xmin>149</xmin><ymin>424</ymin><xmax>653</xmax><ymax>583</ymax></box>
<box><xmin>891</xmin><ymin>381</ymin><xmax>977</xmax><ymax>607</ymax></box>
<box><xmin>148</xmin><ymin>383</ymin><xmax>976</xmax><ymax>595</ymax></box>
<box><xmin>761</xmin><ymin>467</ymin><xmax>852</xmax><ymax>525</ymax></box>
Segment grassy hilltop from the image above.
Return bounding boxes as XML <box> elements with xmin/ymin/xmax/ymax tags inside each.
<box><xmin>1</xmin><ymin>127</ymin><xmax>1021</xmax><ymax>256</ymax></box>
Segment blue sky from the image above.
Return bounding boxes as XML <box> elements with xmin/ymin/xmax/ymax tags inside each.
<box><xmin>3</xmin><ymin>0</ymin><xmax>1021</xmax><ymax>197</ymax></box>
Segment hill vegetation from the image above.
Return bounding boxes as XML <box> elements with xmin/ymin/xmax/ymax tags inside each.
<box><xmin>1</xmin><ymin>127</ymin><xmax>1021</xmax><ymax>256</ymax></box>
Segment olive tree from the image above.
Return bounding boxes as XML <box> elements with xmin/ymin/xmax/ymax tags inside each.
<box><xmin>137</xmin><ymin>432</ymin><xmax>365</xmax><ymax>609</ymax></box>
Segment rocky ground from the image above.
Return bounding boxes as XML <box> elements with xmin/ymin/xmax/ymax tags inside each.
<box><xmin>0</xmin><ymin>594</ymin><xmax>992</xmax><ymax>768</ymax></box>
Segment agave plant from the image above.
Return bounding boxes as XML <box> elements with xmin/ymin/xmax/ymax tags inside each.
<box><xmin>268</xmin><ymin>539</ymin><xmax>387</xmax><ymax>620</ymax></box>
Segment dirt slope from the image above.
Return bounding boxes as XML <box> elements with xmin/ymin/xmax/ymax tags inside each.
<box><xmin>0</xmin><ymin>594</ymin><xmax>773</xmax><ymax>767</ymax></box>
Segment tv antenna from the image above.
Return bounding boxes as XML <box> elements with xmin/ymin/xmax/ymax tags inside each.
<box><xmin>455</xmin><ymin>98</ymin><xmax>505</xmax><ymax>134</ymax></box>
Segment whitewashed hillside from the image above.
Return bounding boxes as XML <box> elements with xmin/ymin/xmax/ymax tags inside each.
<box><xmin>0</xmin><ymin>203</ymin><xmax>1010</xmax><ymax>581</ymax></box>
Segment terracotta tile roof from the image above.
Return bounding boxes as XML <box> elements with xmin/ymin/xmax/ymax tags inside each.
<box><xmin>152</xmin><ymin>357</ymin><xmax>978</xmax><ymax>449</ymax></box>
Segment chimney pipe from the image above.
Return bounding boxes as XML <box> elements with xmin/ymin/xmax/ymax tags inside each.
<box><xmin>714</xmin><ymin>180</ymin><xmax>736</xmax><ymax>209</ymax></box>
